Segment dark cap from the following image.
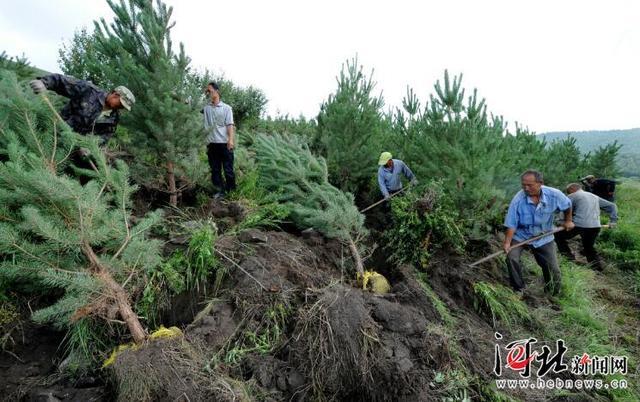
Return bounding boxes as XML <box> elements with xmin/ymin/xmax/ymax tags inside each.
<box><xmin>208</xmin><ymin>82</ymin><xmax>219</xmax><ymax>91</ymax></box>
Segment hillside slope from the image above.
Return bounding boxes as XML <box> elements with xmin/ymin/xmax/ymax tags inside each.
<box><xmin>540</xmin><ymin>128</ymin><xmax>640</xmax><ymax>177</ymax></box>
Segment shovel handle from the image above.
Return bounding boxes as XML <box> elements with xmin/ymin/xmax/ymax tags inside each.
<box><xmin>360</xmin><ymin>187</ymin><xmax>408</xmax><ymax>213</ymax></box>
<box><xmin>469</xmin><ymin>226</ymin><xmax>566</xmax><ymax>267</ymax></box>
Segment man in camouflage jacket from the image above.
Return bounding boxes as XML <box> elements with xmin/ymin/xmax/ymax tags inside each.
<box><xmin>30</xmin><ymin>74</ymin><xmax>135</xmax><ymax>145</ymax></box>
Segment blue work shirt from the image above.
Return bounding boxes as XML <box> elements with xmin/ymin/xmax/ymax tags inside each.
<box><xmin>504</xmin><ymin>186</ymin><xmax>571</xmax><ymax>248</ymax></box>
<box><xmin>377</xmin><ymin>159</ymin><xmax>415</xmax><ymax>198</ymax></box>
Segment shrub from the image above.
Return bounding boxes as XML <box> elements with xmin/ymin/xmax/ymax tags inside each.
<box><xmin>384</xmin><ymin>181</ymin><xmax>465</xmax><ymax>267</ymax></box>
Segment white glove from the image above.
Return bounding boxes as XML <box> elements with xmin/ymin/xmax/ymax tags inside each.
<box><xmin>30</xmin><ymin>79</ymin><xmax>46</xmax><ymax>94</ymax></box>
<box><xmin>608</xmin><ymin>222</ymin><xmax>617</xmax><ymax>229</ymax></box>
<box><xmin>384</xmin><ymin>194</ymin><xmax>391</xmax><ymax>201</ymax></box>
<box><xmin>411</xmin><ymin>178</ymin><xmax>418</xmax><ymax>186</ymax></box>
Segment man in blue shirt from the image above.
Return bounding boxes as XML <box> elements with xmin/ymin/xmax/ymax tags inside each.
<box><xmin>503</xmin><ymin>170</ymin><xmax>574</xmax><ymax>296</ymax></box>
<box><xmin>377</xmin><ymin>152</ymin><xmax>417</xmax><ymax>200</ymax></box>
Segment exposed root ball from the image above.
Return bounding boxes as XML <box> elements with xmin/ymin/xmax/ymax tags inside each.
<box><xmin>110</xmin><ymin>338</ymin><xmax>245</xmax><ymax>402</ymax></box>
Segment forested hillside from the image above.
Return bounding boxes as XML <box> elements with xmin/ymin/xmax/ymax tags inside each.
<box><xmin>541</xmin><ymin>129</ymin><xmax>640</xmax><ymax>177</ymax></box>
<box><xmin>1</xmin><ymin>1</ymin><xmax>638</xmax><ymax>401</ymax></box>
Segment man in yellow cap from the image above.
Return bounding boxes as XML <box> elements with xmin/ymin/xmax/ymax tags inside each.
<box><xmin>30</xmin><ymin>74</ymin><xmax>135</xmax><ymax>145</ymax></box>
<box><xmin>377</xmin><ymin>151</ymin><xmax>417</xmax><ymax>200</ymax></box>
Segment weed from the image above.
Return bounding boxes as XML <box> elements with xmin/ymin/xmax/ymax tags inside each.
<box><xmin>62</xmin><ymin>318</ymin><xmax>112</xmax><ymax>375</ymax></box>
<box><xmin>416</xmin><ymin>271</ymin><xmax>455</xmax><ymax>327</ymax></box>
<box><xmin>195</xmin><ymin>191</ymin><xmax>210</xmax><ymax>208</ymax></box>
<box><xmin>232</xmin><ymin>200</ymin><xmax>290</xmax><ymax>233</ymax></box>
<box><xmin>222</xmin><ymin>302</ymin><xmax>290</xmax><ymax>365</ymax></box>
<box><xmin>137</xmin><ymin>253</ymin><xmax>186</xmax><ymax>326</ymax></box>
<box><xmin>228</xmin><ymin>170</ymin><xmax>291</xmax><ymax>232</ymax></box>
<box><xmin>186</xmin><ymin>223</ymin><xmax>218</xmax><ymax>290</ymax></box>
<box><xmin>472</xmin><ymin>282</ymin><xmax>531</xmax><ymax>328</ymax></box>
<box><xmin>385</xmin><ymin>181</ymin><xmax>466</xmax><ymax>267</ymax></box>
<box><xmin>137</xmin><ymin>218</ymin><xmax>220</xmax><ymax>325</ymax></box>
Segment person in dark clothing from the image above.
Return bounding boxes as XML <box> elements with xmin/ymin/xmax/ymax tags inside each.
<box><xmin>580</xmin><ymin>175</ymin><xmax>617</xmax><ymax>202</ymax></box>
<box><xmin>203</xmin><ymin>82</ymin><xmax>235</xmax><ymax>199</ymax></box>
<box><xmin>29</xmin><ymin>74</ymin><xmax>135</xmax><ymax>145</ymax></box>
<box><xmin>555</xmin><ymin>183</ymin><xmax>618</xmax><ymax>271</ymax></box>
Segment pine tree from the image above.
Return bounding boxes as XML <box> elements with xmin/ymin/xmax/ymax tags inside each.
<box><xmin>539</xmin><ymin>136</ymin><xmax>586</xmax><ymax>187</ymax></box>
<box><xmin>314</xmin><ymin>57</ymin><xmax>389</xmax><ymax>195</ymax></box>
<box><xmin>92</xmin><ymin>0</ymin><xmax>203</xmax><ymax>206</ymax></box>
<box><xmin>0</xmin><ymin>51</ymin><xmax>37</xmax><ymax>81</ymax></box>
<box><xmin>585</xmin><ymin>142</ymin><xmax>621</xmax><ymax>178</ymax></box>
<box><xmin>0</xmin><ymin>71</ymin><xmax>161</xmax><ymax>345</ymax></box>
<box><xmin>394</xmin><ymin>71</ymin><xmax>518</xmax><ymax>227</ymax></box>
<box><xmin>58</xmin><ymin>27</ymin><xmax>112</xmax><ymax>89</ymax></box>
<box><xmin>253</xmin><ymin>133</ymin><xmax>367</xmax><ymax>274</ymax></box>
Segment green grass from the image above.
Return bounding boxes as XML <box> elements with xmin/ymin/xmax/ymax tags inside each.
<box><xmin>472</xmin><ymin>282</ymin><xmax>532</xmax><ymax>328</ymax></box>
<box><xmin>228</xmin><ymin>170</ymin><xmax>291</xmax><ymax>233</ymax></box>
<box><xmin>546</xmin><ymin>261</ymin><xmax>609</xmax><ymax>345</ymax></box>
<box><xmin>532</xmin><ymin>259</ymin><xmax>638</xmax><ymax>400</ymax></box>
<box><xmin>528</xmin><ymin>181</ymin><xmax>640</xmax><ymax>400</ymax></box>
<box><xmin>598</xmin><ymin>179</ymin><xmax>640</xmax><ymax>270</ymax></box>
<box><xmin>185</xmin><ymin>223</ymin><xmax>218</xmax><ymax>290</ymax></box>
<box><xmin>416</xmin><ymin>271</ymin><xmax>455</xmax><ymax>327</ymax></box>
<box><xmin>218</xmin><ymin>302</ymin><xmax>290</xmax><ymax>366</ymax></box>
<box><xmin>63</xmin><ymin>318</ymin><xmax>112</xmax><ymax>375</ymax></box>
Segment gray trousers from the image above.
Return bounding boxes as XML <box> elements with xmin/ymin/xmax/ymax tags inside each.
<box><xmin>506</xmin><ymin>240</ymin><xmax>561</xmax><ymax>295</ymax></box>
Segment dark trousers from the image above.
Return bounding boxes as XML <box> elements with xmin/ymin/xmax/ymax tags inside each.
<box><xmin>554</xmin><ymin>227</ymin><xmax>602</xmax><ymax>269</ymax></box>
<box><xmin>506</xmin><ymin>241</ymin><xmax>561</xmax><ymax>295</ymax></box>
<box><xmin>207</xmin><ymin>143</ymin><xmax>235</xmax><ymax>194</ymax></box>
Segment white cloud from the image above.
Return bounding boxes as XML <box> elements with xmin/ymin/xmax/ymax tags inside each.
<box><xmin>2</xmin><ymin>0</ymin><xmax>639</xmax><ymax>132</ymax></box>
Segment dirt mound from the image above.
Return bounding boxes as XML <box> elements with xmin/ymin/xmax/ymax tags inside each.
<box><xmin>290</xmin><ymin>284</ymin><xmax>441</xmax><ymax>401</ymax></box>
<box><xmin>1</xmin><ymin>227</ymin><xmax>545</xmax><ymax>401</ymax></box>
<box><xmin>183</xmin><ymin>229</ymin><xmax>467</xmax><ymax>401</ymax></box>
<box><xmin>110</xmin><ymin>338</ymin><xmax>243</xmax><ymax>402</ymax></box>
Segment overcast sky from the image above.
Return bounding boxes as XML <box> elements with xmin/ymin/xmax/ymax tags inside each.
<box><xmin>2</xmin><ymin>0</ymin><xmax>639</xmax><ymax>133</ymax></box>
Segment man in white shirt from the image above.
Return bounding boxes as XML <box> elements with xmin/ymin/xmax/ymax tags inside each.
<box><xmin>204</xmin><ymin>82</ymin><xmax>235</xmax><ymax>199</ymax></box>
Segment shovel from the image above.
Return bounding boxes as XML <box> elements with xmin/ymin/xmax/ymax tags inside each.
<box><xmin>468</xmin><ymin>227</ymin><xmax>566</xmax><ymax>267</ymax></box>
<box><xmin>359</xmin><ymin>186</ymin><xmax>408</xmax><ymax>213</ymax></box>
<box><xmin>468</xmin><ymin>224</ymin><xmax>614</xmax><ymax>268</ymax></box>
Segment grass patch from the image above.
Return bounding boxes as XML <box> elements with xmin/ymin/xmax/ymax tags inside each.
<box><xmin>228</xmin><ymin>169</ymin><xmax>291</xmax><ymax>233</ymax></box>
<box><xmin>598</xmin><ymin>179</ymin><xmax>640</xmax><ymax>271</ymax></box>
<box><xmin>138</xmin><ymin>219</ymin><xmax>222</xmax><ymax>326</ymax></box>
<box><xmin>185</xmin><ymin>222</ymin><xmax>218</xmax><ymax>290</ymax></box>
<box><xmin>416</xmin><ymin>271</ymin><xmax>455</xmax><ymax>327</ymax></box>
<box><xmin>63</xmin><ymin>318</ymin><xmax>113</xmax><ymax>375</ymax></box>
<box><xmin>472</xmin><ymin>281</ymin><xmax>531</xmax><ymax>328</ymax></box>
<box><xmin>219</xmin><ymin>301</ymin><xmax>290</xmax><ymax>365</ymax></box>
<box><xmin>538</xmin><ymin>260</ymin><xmax>614</xmax><ymax>354</ymax></box>
<box><xmin>534</xmin><ymin>259</ymin><xmax>639</xmax><ymax>400</ymax></box>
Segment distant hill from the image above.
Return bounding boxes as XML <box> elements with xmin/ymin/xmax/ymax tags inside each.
<box><xmin>1</xmin><ymin>53</ymin><xmax>50</xmax><ymax>79</ymax></box>
<box><xmin>539</xmin><ymin>128</ymin><xmax>640</xmax><ymax>177</ymax></box>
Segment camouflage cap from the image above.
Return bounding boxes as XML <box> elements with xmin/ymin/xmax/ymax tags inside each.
<box><xmin>114</xmin><ymin>86</ymin><xmax>135</xmax><ymax>111</ymax></box>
